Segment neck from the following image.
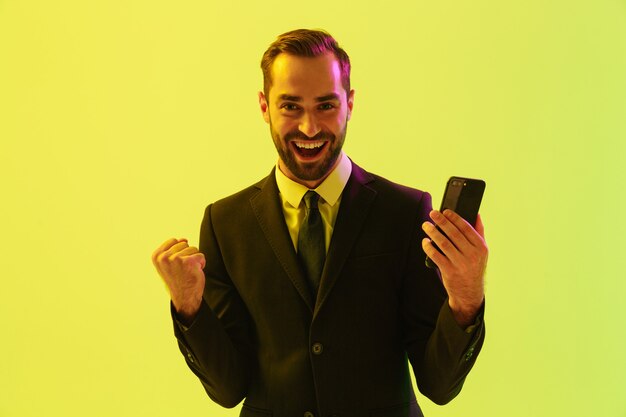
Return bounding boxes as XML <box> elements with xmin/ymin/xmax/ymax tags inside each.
<box><xmin>278</xmin><ymin>157</ymin><xmax>341</xmax><ymax>189</ymax></box>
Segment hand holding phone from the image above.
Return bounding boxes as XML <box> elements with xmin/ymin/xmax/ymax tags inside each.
<box><xmin>425</xmin><ymin>177</ymin><xmax>485</xmax><ymax>269</ymax></box>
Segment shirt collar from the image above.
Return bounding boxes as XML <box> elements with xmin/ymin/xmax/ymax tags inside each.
<box><xmin>275</xmin><ymin>152</ymin><xmax>352</xmax><ymax>208</ymax></box>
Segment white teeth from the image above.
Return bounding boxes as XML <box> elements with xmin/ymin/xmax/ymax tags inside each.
<box><xmin>294</xmin><ymin>141</ymin><xmax>324</xmax><ymax>149</ymax></box>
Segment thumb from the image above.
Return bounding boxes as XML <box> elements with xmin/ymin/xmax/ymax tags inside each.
<box><xmin>189</xmin><ymin>252</ymin><xmax>206</xmax><ymax>270</ymax></box>
<box><xmin>475</xmin><ymin>213</ymin><xmax>485</xmax><ymax>239</ymax></box>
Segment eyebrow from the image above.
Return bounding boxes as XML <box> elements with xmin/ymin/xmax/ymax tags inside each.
<box><xmin>278</xmin><ymin>93</ymin><xmax>341</xmax><ymax>102</ymax></box>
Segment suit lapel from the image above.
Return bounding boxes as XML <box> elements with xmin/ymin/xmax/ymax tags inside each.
<box><xmin>315</xmin><ymin>162</ymin><xmax>377</xmax><ymax>315</ymax></box>
<box><xmin>250</xmin><ymin>169</ymin><xmax>315</xmax><ymax>311</ymax></box>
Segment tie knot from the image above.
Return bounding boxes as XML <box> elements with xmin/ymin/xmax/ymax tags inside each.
<box><xmin>303</xmin><ymin>190</ymin><xmax>320</xmax><ymax>210</ymax></box>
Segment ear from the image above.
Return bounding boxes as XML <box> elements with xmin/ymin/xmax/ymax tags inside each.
<box><xmin>258</xmin><ymin>91</ymin><xmax>270</xmax><ymax>124</ymax></box>
<box><xmin>346</xmin><ymin>89</ymin><xmax>355</xmax><ymax>121</ymax></box>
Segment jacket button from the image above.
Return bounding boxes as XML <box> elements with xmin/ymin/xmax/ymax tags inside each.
<box><xmin>311</xmin><ymin>342</ymin><xmax>323</xmax><ymax>355</ymax></box>
<box><xmin>304</xmin><ymin>412</ymin><xmax>315</xmax><ymax>417</ymax></box>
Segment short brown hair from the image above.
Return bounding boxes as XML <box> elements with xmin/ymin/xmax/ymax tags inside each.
<box><xmin>260</xmin><ymin>29</ymin><xmax>351</xmax><ymax>99</ymax></box>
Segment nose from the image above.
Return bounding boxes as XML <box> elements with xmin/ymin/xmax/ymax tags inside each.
<box><xmin>298</xmin><ymin>112</ymin><xmax>321</xmax><ymax>138</ymax></box>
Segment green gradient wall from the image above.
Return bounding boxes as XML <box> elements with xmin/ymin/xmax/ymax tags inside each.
<box><xmin>1</xmin><ymin>1</ymin><xmax>625</xmax><ymax>416</ymax></box>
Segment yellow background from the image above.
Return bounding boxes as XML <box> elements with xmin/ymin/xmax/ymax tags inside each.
<box><xmin>1</xmin><ymin>0</ymin><xmax>625</xmax><ymax>416</ymax></box>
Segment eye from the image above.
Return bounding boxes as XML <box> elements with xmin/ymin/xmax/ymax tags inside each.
<box><xmin>281</xmin><ymin>103</ymin><xmax>301</xmax><ymax>111</ymax></box>
<box><xmin>318</xmin><ymin>103</ymin><xmax>335</xmax><ymax>111</ymax></box>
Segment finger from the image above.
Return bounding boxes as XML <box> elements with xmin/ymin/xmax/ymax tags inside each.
<box><xmin>422</xmin><ymin>237</ymin><xmax>452</xmax><ymax>271</ymax></box>
<box><xmin>155</xmin><ymin>238</ymin><xmax>188</xmax><ymax>255</ymax></box>
<box><xmin>160</xmin><ymin>240</ymin><xmax>191</xmax><ymax>262</ymax></box>
<box><xmin>156</xmin><ymin>237</ymin><xmax>179</xmax><ymax>252</ymax></box>
<box><xmin>152</xmin><ymin>238</ymin><xmax>179</xmax><ymax>265</ymax></box>
<box><xmin>422</xmin><ymin>220</ymin><xmax>463</xmax><ymax>264</ymax></box>
<box><xmin>429</xmin><ymin>210</ymin><xmax>471</xmax><ymax>254</ymax></box>
<box><xmin>176</xmin><ymin>246</ymin><xmax>200</xmax><ymax>257</ymax></box>
<box><xmin>442</xmin><ymin>209</ymin><xmax>484</xmax><ymax>248</ymax></box>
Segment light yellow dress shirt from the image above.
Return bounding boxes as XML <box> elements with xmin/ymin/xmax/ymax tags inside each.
<box><xmin>274</xmin><ymin>152</ymin><xmax>352</xmax><ymax>253</ymax></box>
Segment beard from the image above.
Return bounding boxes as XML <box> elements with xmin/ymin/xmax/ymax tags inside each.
<box><xmin>270</xmin><ymin>120</ymin><xmax>348</xmax><ymax>181</ymax></box>
<box><xmin>269</xmin><ymin>120</ymin><xmax>347</xmax><ymax>182</ymax></box>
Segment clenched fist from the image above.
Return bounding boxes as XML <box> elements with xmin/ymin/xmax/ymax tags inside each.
<box><xmin>152</xmin><ymin>238</ymin><xmax>206</xmax><ymax>324</ymax></box>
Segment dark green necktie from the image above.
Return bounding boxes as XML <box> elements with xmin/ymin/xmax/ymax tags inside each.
<box><xmin>298</xmin><ymin>191</ymin><xmax>326</xmax><ymax>297</ymax></box>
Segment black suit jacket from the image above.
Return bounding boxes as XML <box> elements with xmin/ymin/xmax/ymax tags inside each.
<box><xmin>173</xmin><ymin>161</ymin><xmax>485</xmax><ymax>417</ymax></box>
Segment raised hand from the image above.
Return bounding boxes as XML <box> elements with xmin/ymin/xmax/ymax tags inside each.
<box><xmin>421</xmin><ymin>210</ymin><xmax>488</xmax><ymax>327</ymax></box>
<box><xmin>152</xmin><ymin>237</ymin><xmax>206</xmax><ymax>324</ymax></box>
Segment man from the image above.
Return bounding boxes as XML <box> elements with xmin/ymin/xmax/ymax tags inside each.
<box><xmin>152</xmin><ymin>29</ymin><xmax>488</xmax><ymax>417</ymax></box>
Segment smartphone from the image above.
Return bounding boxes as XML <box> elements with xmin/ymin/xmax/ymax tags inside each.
<box><xmin>425</xmin><ymin>176</ymin><xmax>486</xmax><ymax>269</ymax></box>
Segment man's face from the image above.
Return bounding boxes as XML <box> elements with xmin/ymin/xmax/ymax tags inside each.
<box><xmin>259</xmin><ymin>52</ymin><xmax>354</xmax><ymax>187</ymax></box>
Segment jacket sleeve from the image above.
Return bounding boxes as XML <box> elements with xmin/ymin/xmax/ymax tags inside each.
<box><xmin>171</xmin><ymin>203</ymin><xmax>254</xmax><ymax>408</ymax></box>
<box><xmin>403</xmin><ymin>191</ymin><xmax>486</xmax><ymax>405</ymax></box>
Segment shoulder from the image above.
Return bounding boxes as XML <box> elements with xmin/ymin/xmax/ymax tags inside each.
<box><xmin>204</xmin><ymin>170</ymin><xmax>273</xmax><ymax>216</ymax></box>
<box><xmin>351</xmin><ymin>161</ymin><xmax>432</xmax><ymax>207</ymax></box>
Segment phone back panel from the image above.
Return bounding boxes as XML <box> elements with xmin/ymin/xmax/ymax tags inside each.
<box><xmin>440</xmin><ymin>177</ymin><xmax>486</xmax><ymax>226</ymax></box>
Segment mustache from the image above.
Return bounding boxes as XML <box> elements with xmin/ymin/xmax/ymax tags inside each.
<box><xmin>284</xmin><ymin>130</ymin><xmax>335</xmax><ymax>142</ymax></box>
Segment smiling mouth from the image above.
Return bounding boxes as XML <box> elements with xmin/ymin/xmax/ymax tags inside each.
<box><xmin>291</xmin><ymin>140</ymin><xmax>328</xmax><ymax>159</ymax></box>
